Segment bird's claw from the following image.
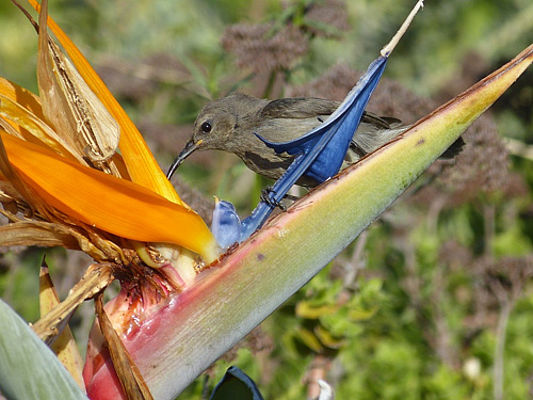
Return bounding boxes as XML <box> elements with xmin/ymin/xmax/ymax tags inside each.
<box><xmin>260</xmin><ymin>188</ymin><xmax>286</xmax><ymax>211</ymax></box>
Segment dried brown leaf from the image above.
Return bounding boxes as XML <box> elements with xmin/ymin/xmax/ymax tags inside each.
<box><xmin>33</xmin><ymin>263</ymin><xmax>114</xmax><ymax>344</ymax></box>
<box><xmin>0</xmin><ymin>220</ymin><xmax>81</xmax><ymax>248</ymax></box>
<box><xmin>95</xmin><ymin>293</ymin><xmax>154</xmax><ymax>400</ymax></box>
<box><xmin>0</xmin><ymin>177</ymin><xmax>23</xmax><ymax>203</ymax></box>
<box><xmin>0</xmin><ymin>201</ymin><xmax>125</xmax><ymax>262</ymax></box>
<box><xmin>37</xmin><ymin>0</ymin><xmax>120</xmax><ymax>169</ymax></box>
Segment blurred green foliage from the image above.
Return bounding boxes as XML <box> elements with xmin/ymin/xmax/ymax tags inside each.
<box><xmin>1</xmin><ymin>0</ymin><xmax>532</xmax><ymax>399</ymax></box>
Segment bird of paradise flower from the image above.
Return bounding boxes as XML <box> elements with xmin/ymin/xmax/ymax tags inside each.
<box><xmin>1</xmin><ymin>1</ymin><xmax>532</xmax><ymax>400</ymax></box>
<box><xmin>1</xmin><ymin>0</ymin><xmax>220</xmax><ymax>397</ymax></box>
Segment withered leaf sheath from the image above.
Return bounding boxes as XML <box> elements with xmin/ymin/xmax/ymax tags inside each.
<box><xmin>37</xmin><ymin>0</ymin><xmax>120</xmax><ymax>169</ymax></box>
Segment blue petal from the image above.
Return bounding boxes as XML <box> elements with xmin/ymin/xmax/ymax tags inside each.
<box><xmin>211</xmin><ymin>200</ymin><xmax>242</xmax><ymax>249</ymax></box>
<box><xmin>257</xmin><ymin>56</ymin><xmax>387</xmax><ymax>167</ymax></box>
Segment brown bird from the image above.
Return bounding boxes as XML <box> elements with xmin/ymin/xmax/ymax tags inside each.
<box><xmin>167</xmin><ymin>93</ymin><xmax>462</xmax><ymax>186</ymax></box>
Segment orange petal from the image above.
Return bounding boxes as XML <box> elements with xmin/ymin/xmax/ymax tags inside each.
<box><xmin>28</xmin><ymin>0</ymin><xmax>184</xmax><ymax>206</ymax></box>
<box><xmin>0</xmin><ymin>77</ymin><xmax>44</xmax><ymax>119</ymax></box>
<box><xmin>1</xmin><ymin>131</ymin><xmax>215</xmax><ymax>257</ymax></box>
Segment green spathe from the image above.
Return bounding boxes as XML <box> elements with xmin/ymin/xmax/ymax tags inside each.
<box><xmin>0</xmin><ymin>299</ymin><xmax>87</xmax><ymax>400</ymax></box>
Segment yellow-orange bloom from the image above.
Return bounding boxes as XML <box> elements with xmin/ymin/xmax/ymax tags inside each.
<box><xmin>0</xmin><ymin>0</ymin><xmax>218</xmax><ymax>262</ymax></box>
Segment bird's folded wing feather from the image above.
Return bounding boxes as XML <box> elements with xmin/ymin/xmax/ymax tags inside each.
<box><xmin>255</xmin><ymin>97</ymin><xmax>397</xmax><ymax>144</ymax></box>
<box><xmin>259</xmin><ymin>97</ymin><xmax>339</xmax><ymax>119</ymax></box>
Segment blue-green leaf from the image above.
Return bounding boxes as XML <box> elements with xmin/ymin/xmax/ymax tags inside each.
<box><xmin>0</xmin><ymin>299</ymin><xmax>87</xmax><ymax>400</ymax></box>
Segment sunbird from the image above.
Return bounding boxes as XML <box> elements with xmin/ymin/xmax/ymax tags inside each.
<box><xmin>166</xmin><ymin>92</ymin><xmax>462</xmax><ymax>187</ymax></box>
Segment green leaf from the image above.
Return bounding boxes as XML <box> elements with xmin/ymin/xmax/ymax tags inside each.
<box><xmin>295</xmin><ymin>327</ymin><xmax>323</xmax><ymax>352</ymax></box>
<box><xmin>0</xmin><ymin>299</ymin><xmax>87</xmax><ymax>400</ymax></box>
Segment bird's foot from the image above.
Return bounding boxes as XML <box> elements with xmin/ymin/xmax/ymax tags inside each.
<box><xmin>260</xmin><ymin>188</ymin><xmax>286</xmax><ymax>211</ymax></box>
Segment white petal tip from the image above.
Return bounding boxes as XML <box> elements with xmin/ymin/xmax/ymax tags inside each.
<box><xmin>380</xmin><ymin>0</ymin><xmax>424</xmax><ymax>57</ymax></box>
<box><xmin>318</xmin><ymin>379</ymin><xmax>335</xmax><ymax>400</ymax></box>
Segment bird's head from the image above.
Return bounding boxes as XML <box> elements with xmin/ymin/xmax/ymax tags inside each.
<box><xmin>166</xmin><ymin>94</ymin><xmax>258</xmax><ymax>179</ymax></box>
<box><xmin>190</xmin><ymin>96</ymin><xmax>241</xmax><ymax>151</ymax></box>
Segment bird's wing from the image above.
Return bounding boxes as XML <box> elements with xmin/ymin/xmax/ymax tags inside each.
<box><xmin>257</xmin><ymin>97</ymin><xmax>398</xmax><ymax>143</ymax></box>
<box><xmin>261</xmin><ymin>97</ymin><xmax>400</xmax><ymax>128</ymax></box>
<box><xmin>259</xmin><ymin>97</ymin><xmax>339</xmax><ymax>119</ymax></box>
<box><xmin>360</xmin><ymin>111</ymin><xmax>401</xmax><ymax>129</ymax></box>
<box><xmin>254</xmin><ymin>116</ymin><xmax>325</xmax><ymax>143</ymax></box>
<box><xmin>254</xmin><ymin>98</ymin><xmax>335</xmax><ymax>143</ymax></box>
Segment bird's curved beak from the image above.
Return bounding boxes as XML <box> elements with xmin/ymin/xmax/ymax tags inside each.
<box><xmin>166</xmin><ymin>139</ymin><xmax>203</xmax><ymax>180</ymax></box>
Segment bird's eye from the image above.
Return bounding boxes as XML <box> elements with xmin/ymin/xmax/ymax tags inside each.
<box><xmin>200</xmin><ymin>122</ymin><xmax>212</xmax><ymax>133</ymax></box>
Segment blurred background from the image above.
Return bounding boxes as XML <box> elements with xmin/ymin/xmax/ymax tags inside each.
<box><xmin>1</xmin><ymin>0</ymin><xmax>532</xmax><ymax>398</ymax></box>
